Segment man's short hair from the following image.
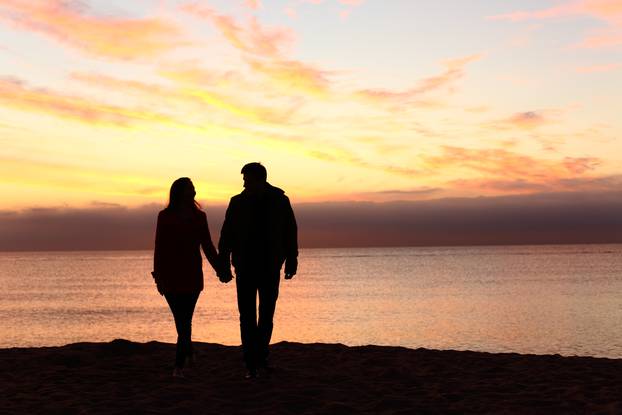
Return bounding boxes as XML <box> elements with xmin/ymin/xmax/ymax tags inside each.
<box><xmin>241</xmin><ymin>162</ymin><xmax>267</xmax><ymax>181</ymax></box>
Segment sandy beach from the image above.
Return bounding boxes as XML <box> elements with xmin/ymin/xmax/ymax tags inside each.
<box><xmin>1</xmin><ymin>339</ymin><xmax>621</xmax><ymax>414</ymax></box>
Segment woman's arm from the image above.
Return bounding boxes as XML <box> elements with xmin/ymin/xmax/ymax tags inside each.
<box><xmin>153</xmin><ymin>211</ymin><xmax>164</xmax><ymax>294</ymax></box>
<box><xmin>199</xmin><ymin>211</ymin><xmax>219</xmax><ymax>272</ymax></box>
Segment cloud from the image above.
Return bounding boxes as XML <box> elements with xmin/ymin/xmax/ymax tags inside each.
<box><xmin>356</xmin><ymin>187</ymin><xmax>442</xmax><ymax>202</ymax></box>
<box><xmin>448</xmin><ymin>174</ymin><xmax>622</xmax><ymax>194</ymax></box>
<box><xmin>297</xmin><ymin>191</ymin><xmax>622</xmax><ymax>247</ymax></box>
<box><xmin>70</xmin><ymin>72</ymin><xmax>171</xmax><ymax>97</ymax></box>
<box><xmin>72</xmin><ymin>71</ymin><xmax>297</xmax><ymax>124</ymax></box>
<box><xmin>422</xmin><ymin>146</ymin><xmax>604</xmax><ymax>190</ymax></box>
<box><xmin>0</xmin><ymin>205</ymin><xmax>163</xmax><ymax>251</ymax></box>
<box><xmin>284</xmin><ymin>7</ymin><xmax>297</xmax><ymax>18</ymax></box>
<box><xmin>245</xmin><ymin>58</ymin><xmax>332</xmax><ymax>96</ymax></box>
<box><xmin>488</xmin><ymin>0</ymin><xmax>622</xmax><ymax>49</ymax></box>
<box><xmin>579</xmin><ymin>27</ymin><xmax>622</xmax><ymax>48</ymax></box>
<box><xmin>158</xmin><ymin>66</ymin><xmax>240</xmax><ymax>87</ymax></box>
<box><xmin>2</xmin><ymin>74</ymin><xmax>283</xmax><ymax>134</ymax></box>
<box><xmin>0</xmin><ymin>0</ymin><xmax>181</xmax><ymax>59</ymax></box>
<box><xmin>182</xmin><ymin>3</ymin><xmax>294</xmax><ymax>58</ymax></box>
<box><xmin>338</xmin><ymin>0</ymin><xmax>364</xmax><ymax>20</ymax></box>
<box><xmin>1</xmin><ymin>191</ymin><xmax>621</xmax><ymax>250</ymax></box>
<box><xmin>563</xmin><ymin>157</ymin><xmax>601</xmax><ymax>174</ymax></box>
<box><xmin>489</xmin><ymin>0</ymin><xmax>622</xmax><ymax>22</ymax></box>
<box><xmin>299</xmin><ymin>0</ymin><xmax>364</xmax><ymax>18</ymax></box>
<box><xmin>244</xmin><ymin>0</ymin><xmax>262</xmax><ymax>10</ymax></box>
<box><xmin>488</xmin><ymin>4</ymin><xmax>578</xmax><ymax>22</ymax></box>
<box><xmin>355</xmin><ymin>54</ymin><xmax>482</xmax><ymax>106</ymax></box>
<box><xmin>307</xmin><ymin>149</ymin><xmax>423</xmax><ymax>178</ymax></box>
<box><xmin>575</xmin><ymin>63</ymin><xmax>622</xmax><ymax>73</ymax></box>
<box><xmin>372</xmin><ymin>188</ymin><xmax>441</xmax><ymax>196</ymax></box>
<box><xmin>182</xmin><ymin>88</ymin><xmax>298</xmax><ymax>123</ymax></box>
<box><xmin>0</xmin><ymin>156</ymin><xmax>170</xmax><ymax>197</ymax></box>
<box><xmin>491</xmin><ymin>111</ymin><xmax>552</xmax><ymax>130</ymax></box>
<box><xmin>0</xmin><ymin>77</ymin><xmax>174</xmax><ymax>127</ymax></box>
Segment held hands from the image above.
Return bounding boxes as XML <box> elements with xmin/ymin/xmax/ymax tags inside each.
<box><xmin>216</xmin><ymin>253</ymin><xmax>234</xmax><ymax>283</ymax></box>
<box><xmin>284</xmin><ymin>257</ymin><xmax>297</xmax><ymax>280</ymax></box>
<box><xmin>217</xmin><ymin>265</ymin><xmax>234</xmax><ymax>283</ymax></box>
<box><xmin>218</xmin><ymin>271</ymin><xmax>234</xmax><ymax>283</ymax></box>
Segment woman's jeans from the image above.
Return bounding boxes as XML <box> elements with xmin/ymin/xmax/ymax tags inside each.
<box><xmin>164</xmin><ymin>292</ymin><xmax>200</xmax><ymax>368</ymax></box>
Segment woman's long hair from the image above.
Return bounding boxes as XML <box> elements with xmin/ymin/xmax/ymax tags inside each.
<box><xmin>166</xmin><ymin>177</ymin><xmax>201</xmax><ymax>212</ymax></box>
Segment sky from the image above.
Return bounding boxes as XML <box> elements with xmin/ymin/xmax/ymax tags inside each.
<box><xmin>1</xmin><ymin>0</ymin><xmax>621</xmax><ymax>248</ymax></box>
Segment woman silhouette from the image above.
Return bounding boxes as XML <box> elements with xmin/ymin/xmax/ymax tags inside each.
<box><xmin>152</xmin><ymin>177</ymin><xmax>220</xmax><ymax>378</ymax></box>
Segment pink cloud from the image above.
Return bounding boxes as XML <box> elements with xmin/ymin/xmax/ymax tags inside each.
<box><xmin>484</xmin><ymin>110</ymin><xmax>566</xmax><ymax>133</ymax></box>
<box><xmin>578</xmin><ymin>28</ymin><xmax>622</xmax><ymax>47</ymax></box>
<box><xmin>0</xmin><ymin>0</ymin><xmax>180</xmax><ymax>59</ymax></box>
<box><xmin>182</xmin><ymin>3</ymin><xmax>294</xmax><ymax>57</ymax></box>
<box><xmin>488</xmin><ymin>4</ymin><xmax>580</xmax><ymax>22</ymax></box>
<box><xmin>245</xmin><ymin>58</ymin><xmax>332</xmax><ymax>96</ymax></box>
<box><xmin>244</xmin><ymin>0</ymin><xmax>262</xmax><ymax>10</ymax></box>
<box><xmin>297</xmin><ymin>0</ymin><xmax>363</xmax><ymax>19</ymax></box>
<box><xmin>356</xmin><ymin>54</ymin><xmax>483</xmax><ymax>105</ymax></box>
<box><xmin>575</xmin><ymin>62</ymin><xmax>622</xmax><ymax>72</ymax></box>
<box><xmin>488</xmin><ymin>0</ymin><xmax>622</xmax><ymax>48</ymax></box>
<box><xmin>0</xmin><ymin>77</ymin><xmax>173</xmax><ymax>126</ymax></box>
<box><xmin>563</xmin><ymin>157</ymin><xmax>601</xmax><ymax>174</ymax></box>
<box><xmin>503</xmin><ymin>111</ymin><xmax>550</xmax><ymax>129</ymax></box>
<box><xmin>72</xmin><ymin>71</ymin><xmax>296</xmax><ymax>124</ymax></box>
<box><xmin>424</xmin><ymin>146</ymin><xmax>603</xmax><ymax>191</ymax></box>
<box><xmin>284</xmin><ymin>7</ymin><xmax>297</xmax><ymax>19</ymax></box>
<box><xmin>339</xmin><ymin>9</ymin><xmax>352</xmax><ymax>20</ymax></box>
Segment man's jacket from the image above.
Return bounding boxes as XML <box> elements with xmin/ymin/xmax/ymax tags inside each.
<box><xmin>219</xmin><ymin>183</ymin><xmax>298</xmax><ymax>274</ymax></box>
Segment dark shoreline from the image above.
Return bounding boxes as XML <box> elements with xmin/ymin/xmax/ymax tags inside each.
<box><xmin>2</xmin><ymin>339</ymin><xmax>621</xmax><ymax>414</ymax></box>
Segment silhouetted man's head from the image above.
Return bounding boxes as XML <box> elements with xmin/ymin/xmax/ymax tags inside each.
<box><xmin>241</xmin><ymin>162</ymin><xmax>267</xmax><ymax>193</ymax></box>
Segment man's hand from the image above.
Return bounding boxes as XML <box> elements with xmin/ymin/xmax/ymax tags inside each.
<box><xmin>217</xmin><ymin>266</ymin><xmax>234</xmax><ymax>283</ymax></box>
<box><xmin>219</xmin><ymin>272</ymin><xmax>234</xmax><ymax>283</ymax></box>
<box><xmin>284</xmin><ymin>258</ymin><xmax>297</xmax><ymax>280</ymax></box>
<box><xmin>216</xmin><ymin>254</ymin><xmax>234</xmax><ymax>283</ymax></box>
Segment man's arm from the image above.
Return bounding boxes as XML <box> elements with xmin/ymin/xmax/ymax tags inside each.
<box><xmin>283</xmin><ymin>196</ymin><xmax>298</xmax><ymax>279</ymax></box>
<box><xmin>217</xmin><ymin>200</ymin><xmax>235</xmax><ymax>282</ymax></box>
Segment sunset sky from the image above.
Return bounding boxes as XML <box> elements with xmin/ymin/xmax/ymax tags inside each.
<box><xmin>1</xmin><ymin>0</ymin><xmax>621</xmax><ymax>249</ymax></box>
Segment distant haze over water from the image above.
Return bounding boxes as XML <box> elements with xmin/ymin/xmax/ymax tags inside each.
<box><xmin>2</xmin><ymin>244</ymin><xmax>622</xmax><ymax>358</ymax></box>
<box><xmin>1</xmin><ymin>191</ymin><xmax>621</xmax><ymax>251</ymax></box>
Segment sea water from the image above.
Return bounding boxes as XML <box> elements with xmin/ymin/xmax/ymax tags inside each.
<box><xmin>1</xmin><ymin>244</ymin><xmax>621</xmax><ymax>358</ymax></box>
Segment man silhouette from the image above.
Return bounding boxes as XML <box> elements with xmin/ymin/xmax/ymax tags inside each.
<box><xmin>218</xmin><ymin>162</ymin><xmax>298</xmax><ymax>378</ymax></box>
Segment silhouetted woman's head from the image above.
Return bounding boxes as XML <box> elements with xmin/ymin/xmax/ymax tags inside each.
<box><xmin>167</xmin><ymin>177</ymin><xmax>200</xmax><ymax>211</ymax></box>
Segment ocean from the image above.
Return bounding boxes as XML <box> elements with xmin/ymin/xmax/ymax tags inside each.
<box><xmin>1</xmin><ymin>244</ymin><xmax>621</xmax><ymax>358</ymax></box>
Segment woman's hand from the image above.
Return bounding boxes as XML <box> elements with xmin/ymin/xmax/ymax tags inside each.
<box><xmin>217</xmin><ymin>266</ymin><xmax>234</xmax><ymax>283</ymax></box>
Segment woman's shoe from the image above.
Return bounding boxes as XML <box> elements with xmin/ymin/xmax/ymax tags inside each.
<box><xmin>172</xmin><ymin>367</ymin><xmax>185</xmax><ymax>378</ymax></box>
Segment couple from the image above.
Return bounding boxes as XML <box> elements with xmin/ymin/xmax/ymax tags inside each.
<box><xmin>152</xmin><ymin>162</ymin><xmax>298</xmax><ymax>379</ymax></box>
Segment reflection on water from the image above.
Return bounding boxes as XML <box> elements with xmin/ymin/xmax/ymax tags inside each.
<box><xmin>1</xmin><ymin>244</ymin><xmax>622</xmax><ymax>358</ymax></box>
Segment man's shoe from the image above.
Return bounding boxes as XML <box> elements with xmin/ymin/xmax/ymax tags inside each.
<box><xmin>244</xmin><ymin>368</ymin><xmax>258</xmax><ymax>379</ymax></box>
<box><xmin>258</xmin><ymin>360</ymin><xmax>274</xmax><ymax>375</ymax></box>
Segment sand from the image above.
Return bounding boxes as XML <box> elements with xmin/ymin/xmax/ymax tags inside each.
<box><xmin>1</xmin><ymin>339</ymin><xmax>621</xmax><ymax>414</ymax></box>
